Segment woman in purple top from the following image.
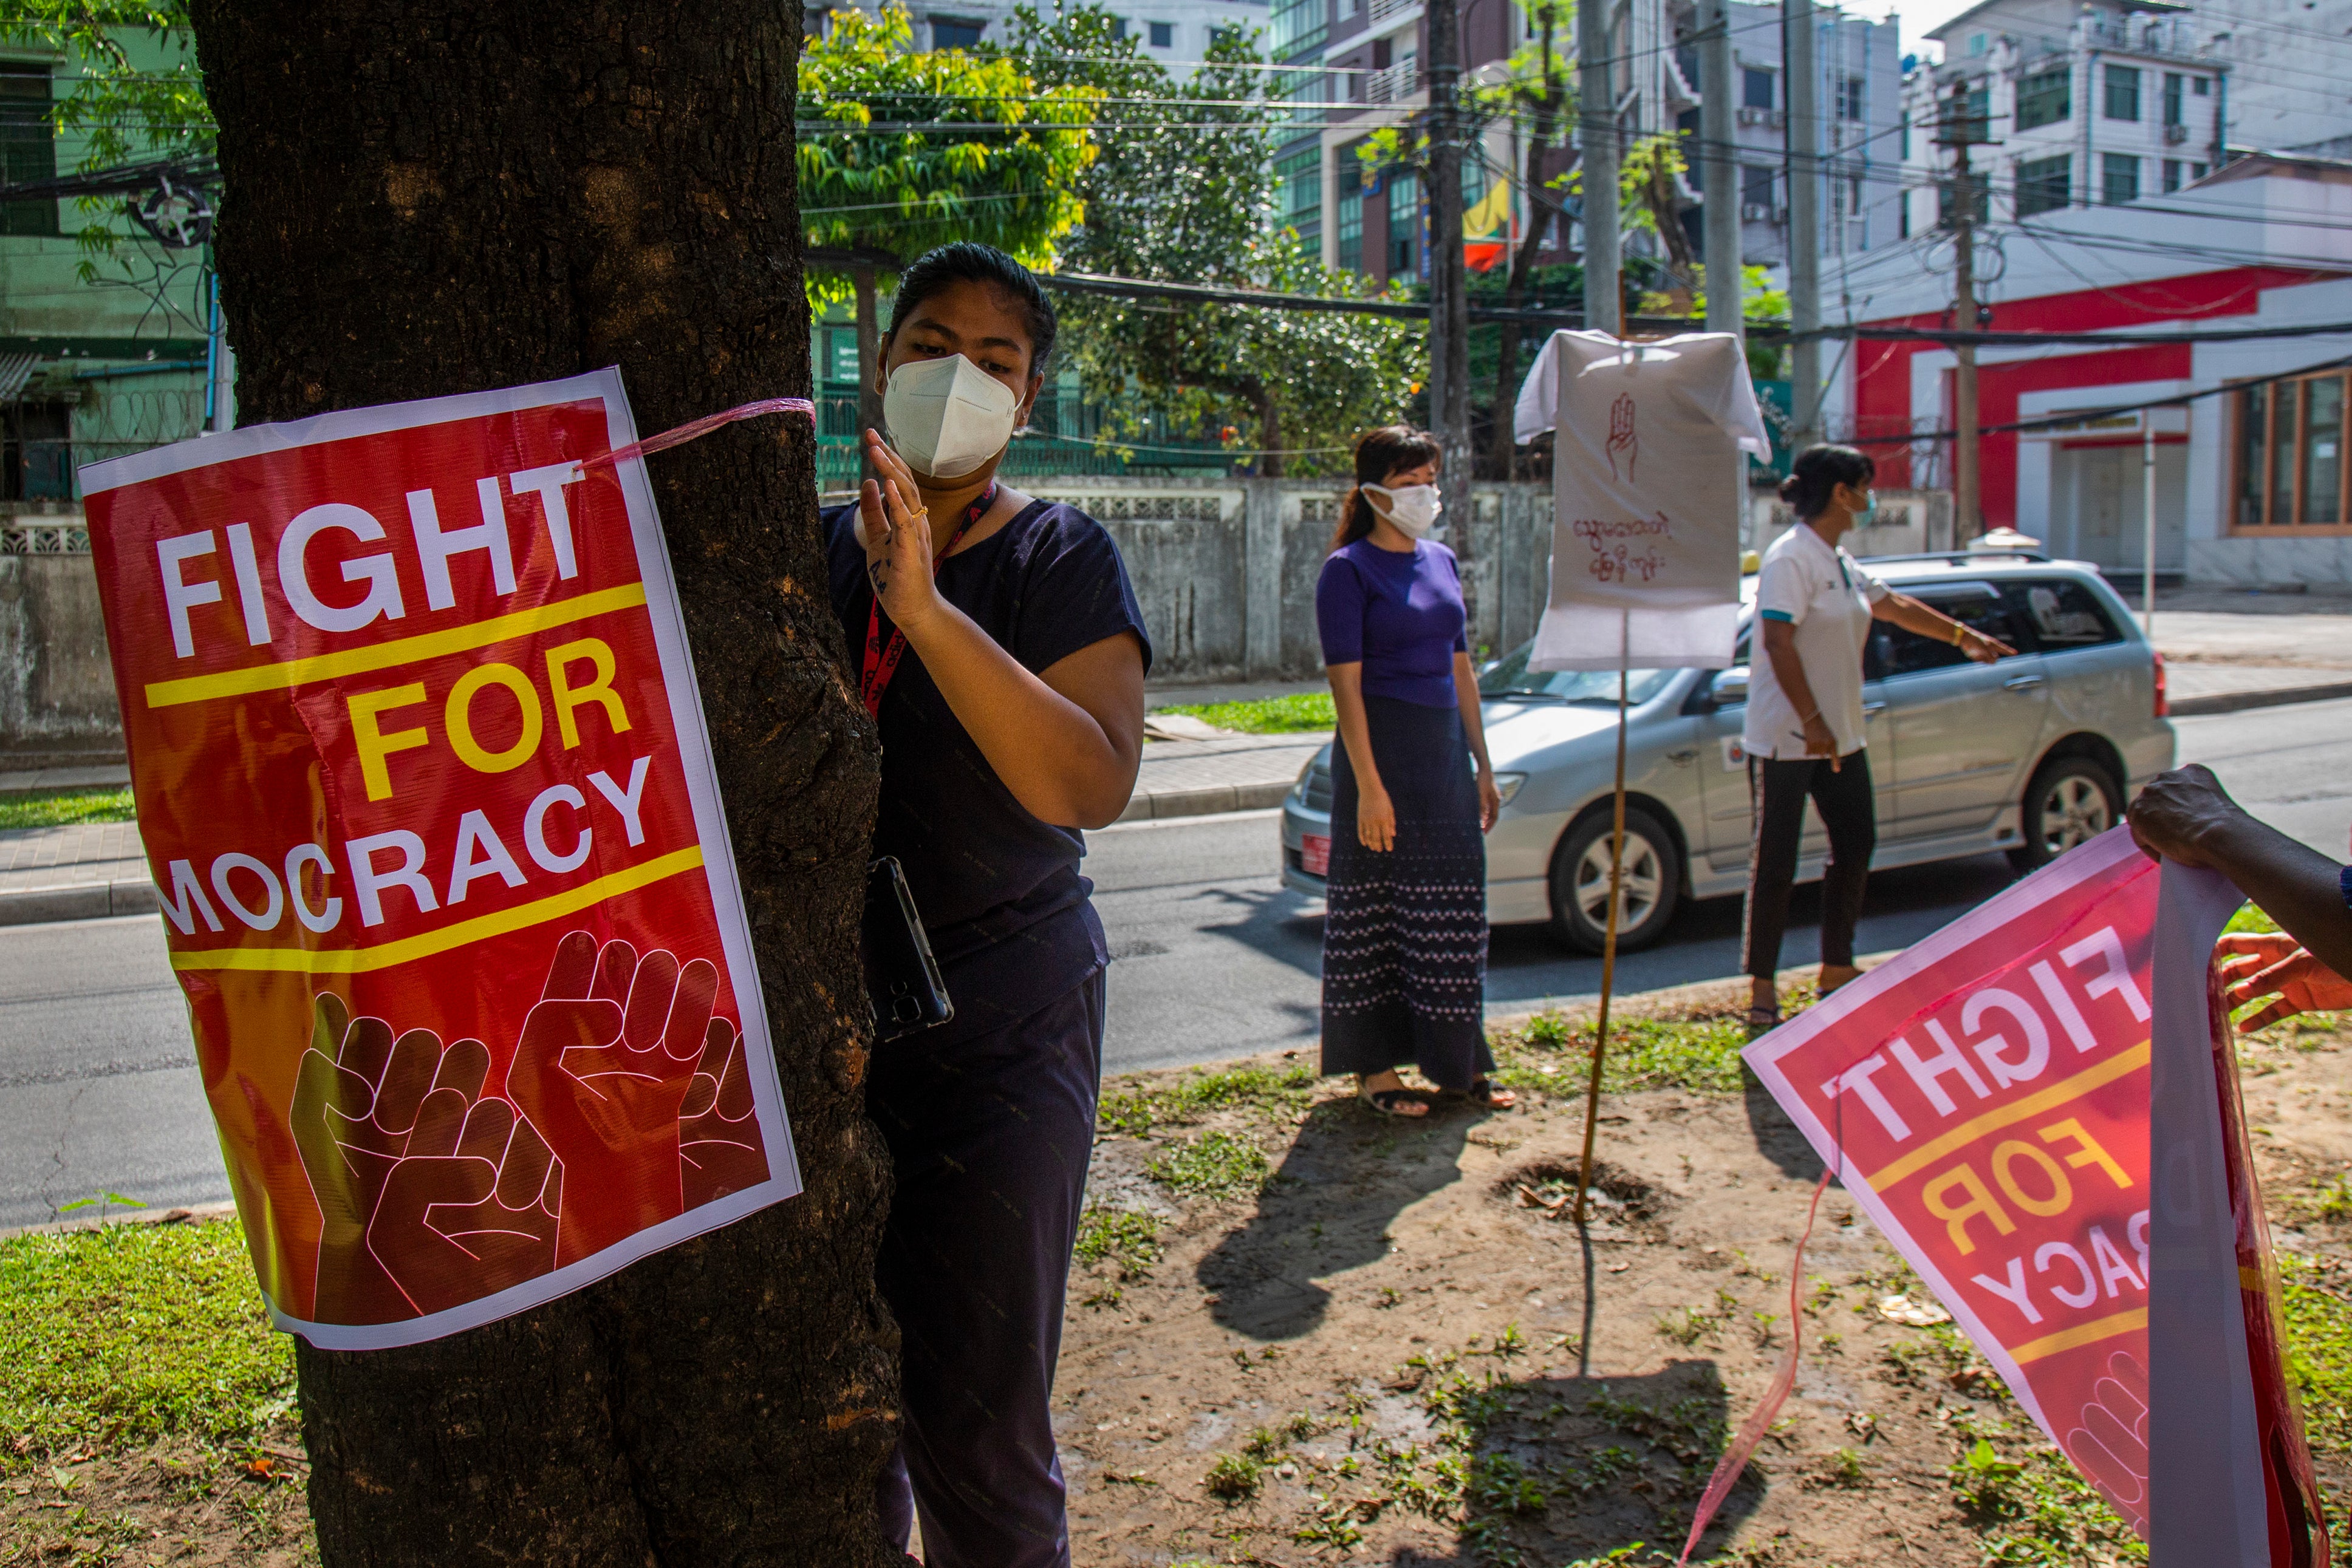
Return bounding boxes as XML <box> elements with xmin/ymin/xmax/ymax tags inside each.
<box><xmin>1314</xmin><ymin>426</ymin><xmax>1514</xmax><ymax>1116</ymax></box>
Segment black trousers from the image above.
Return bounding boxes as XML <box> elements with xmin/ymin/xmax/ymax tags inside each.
<box><xmin>869</xmin><ymin>972</ymin><xmax>1106</xmax><ymax>1568</ymax></box>
<box><xmin>1742</xmin><ymin>749</ymin><xmax>1877</xmax><ymax>981</ymax></box>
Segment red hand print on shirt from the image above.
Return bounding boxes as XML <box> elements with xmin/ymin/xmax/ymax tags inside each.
<box><xmin>1605</xmin><ymin>392</ymin><xmax>1638</xmax><ymax>482</ymax></box>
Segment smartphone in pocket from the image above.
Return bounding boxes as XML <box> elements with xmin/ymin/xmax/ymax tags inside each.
<box><xmin>864</xmin><ymin>856</ymin><xmax>953</xmax><ymax>1040</ymax></box>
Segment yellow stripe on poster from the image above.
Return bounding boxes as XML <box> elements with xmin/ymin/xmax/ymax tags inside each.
<box><xmin>1864</xmin><ymin>1041</ymin><xmax>2151</xmax><ymax>1190</ymax></box>
<box><xmin>2008</xmin><ymin>1307</ymin><xmax>2147</xmax><ymax>1365</ymax></box>
<box><xmin>168</xmin><ymin>847</ymin><xmax>704</xmax><ymax>973</ymax></box>
<box><xmin>144</xmin><ymin>582</ymin><xmax>649</xmax><ymax>708</ymax></box>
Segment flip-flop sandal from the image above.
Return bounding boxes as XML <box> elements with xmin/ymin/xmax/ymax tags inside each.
<box><xmin>1359</xmin><ymin>1087</ymin><xmax>1428</xmax><ymax>1117</ymax></box>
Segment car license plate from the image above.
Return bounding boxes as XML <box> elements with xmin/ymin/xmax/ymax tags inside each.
<box><xmin>1301</xmin><ymin>834</ymin><xmax>1330</xmax><ymax>876</ymax></box>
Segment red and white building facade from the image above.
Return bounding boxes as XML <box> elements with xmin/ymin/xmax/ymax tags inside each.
<box><xmin>1834</xmin><ymin>153</ymin><xmax>2352</xmax><ymax>584</ymax></box>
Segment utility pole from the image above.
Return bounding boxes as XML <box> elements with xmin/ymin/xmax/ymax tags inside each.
<box><xmin>1940</xmin><ymin>80</ymin><xmax>1992</xmax><ymax>544</ymax></box>
<box><xmin>1783</xmin><ymin>0</ymin><xmax>1820</xmax><ymax>451</ymax></box>
<box><xmin>1578</xmin><ymin>0</ymin><xmax>1621</xmax><ymax>336</ymax></box>
<box><xmin>1699</xmin><ymin>0</ymin><xmax>1741</xmax><ymax>340</ymax></box>
<box><xmin>1427</xmin><ymin>0</ymin><xmax>1472</xmax><ymax>525</ymax></box>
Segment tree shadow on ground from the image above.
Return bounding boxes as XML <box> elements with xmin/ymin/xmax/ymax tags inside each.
<box><xmin>1384</xmin><ymin>1358</ymin><xmax>1765</xmax><ymax>1566</ymax></box>
<box><xmin>1200</xmin><ymin>1097</ymin><xmax>1479</xmax><ymax>1340</ymax></box>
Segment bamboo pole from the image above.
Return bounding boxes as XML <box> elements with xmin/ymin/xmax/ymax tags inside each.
<box><xmin>1573</xmin><ymin>634</ymin><xmax>1633</xmax><ymax>1225</ymax></box>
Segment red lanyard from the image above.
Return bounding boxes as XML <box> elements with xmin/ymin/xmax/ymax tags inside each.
<box><xmin>859</xmin><ymin>484</ymin><xmax>995</xmax><ymax>718</ymax></box>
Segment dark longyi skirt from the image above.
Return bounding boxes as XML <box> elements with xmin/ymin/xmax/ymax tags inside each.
<box><xmin>1319</xmin><ymin>694</ymin><xmax>1493</xmax><ymax>1090</ymax></box>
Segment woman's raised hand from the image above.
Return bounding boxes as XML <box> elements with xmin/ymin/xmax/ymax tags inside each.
<box><xmin>860</xmin><ymin>430</ymin><xmax>944</xmax><ymax>634</ymax></box>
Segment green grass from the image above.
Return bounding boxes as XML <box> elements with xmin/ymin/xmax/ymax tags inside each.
<box><xmin>2282</xmin><ymin>1253</ymin><xmax>2352</xmax><ymax>1453</ymax></box>
<box><xmin>1155</xmin><ymin>692</ymin><xmax>1336</xmax><ymax>734</ymax></box>
<box><xmin>1492</xmin><ymin>1013</ymin><xmax>1754</xmax><ymax>1097</ymax></box>
<box><xmin>1098</xmin><ymin>1060</ymin><xmax>1316</xmax><ymax>1137</ymax></box>
<box><xmin>0</xmin><ymin>1219</ymin><xmax>293</xmax><ymax>1469</ymax></box>
<box><xmin>1073</xmin><ymin>1206</ymin><xmax>1165</xmax><ymax>1280</ymax></box>
<box><xmin>1146</xmin><ymin>1130</ymin><xmax>1271</xmax><ymax>1201</ymax></box>
<box><xmin>0</xmin><ymin>786</ymin><xmax>135</xmax><ymax>832</ymax></box>
<box><xmin>2226</xmin><ymin>902</ymin><xmax>2283</xmax><ymax>936</ymax></box>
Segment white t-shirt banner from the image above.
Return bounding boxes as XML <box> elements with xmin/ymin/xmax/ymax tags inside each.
<box><xmin>1513</xmin><ymin>330</ymin><xmax>1769</xmax><ymax>672</ymax></box>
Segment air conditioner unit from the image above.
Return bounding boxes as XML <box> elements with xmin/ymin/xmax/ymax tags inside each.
<box><xmin>1741</xmin><ymin>202</ymin><xmax>1783</xmax><ymax>221</ymax></box>
<box><xmin>2164</xmin><ymin>122</ymin><xmax>2190</xmax><ymax>143</ymax></box>
<box><xmin>1737</xmin><ymin>105</ymin><xmax>1770</xmax><ymax>127</ymax></box>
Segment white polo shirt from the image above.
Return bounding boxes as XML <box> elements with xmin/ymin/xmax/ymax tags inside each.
<box><xmin>1743</xmin><ymin>522</ymin><xmax>1889</xmax><ymax>760</ymax></box>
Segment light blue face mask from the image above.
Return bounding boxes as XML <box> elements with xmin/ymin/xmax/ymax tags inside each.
<box><xmin>1852</xmin><ymin>488</ymin><xmax>1877</xmax><ymax>524</ymax></box>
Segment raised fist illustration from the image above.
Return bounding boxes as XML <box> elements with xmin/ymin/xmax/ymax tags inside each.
<box><xmin>369</xmin><ymin>1085</ymin><xmax>562</xmax><ymax>1318</ymax></box>
<box><xmin>506</xmin><ymin>931</ymin><xmax>719</xmax><ymax>1267</ymax></box>
<box><xmin>2063</xmin><ymin>1351</ymin><xmax>2149</xmax><ymax>1533</ymax></box>
<box><xmin>1605</xmin><ymin>392</ymin><xmax>1638</xmax><ymax>482</ymax></box>
<box><xmin>290</xmin><ymin>994</ymin><xmax>559</xmax><ymax>1323</ymax></box>
<box><xmin>680</xmin><ymin>1015</ymin><xmax>769</xmax><ymax>1207</ymax></box>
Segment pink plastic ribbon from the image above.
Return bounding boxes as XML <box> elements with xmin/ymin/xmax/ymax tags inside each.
<box><xmin>1675</xmin><ymin>1168</ymin><xmax>1836</xmax><ymax>1566</ymax></box>
<box><xmin>578</xmin><ymin>396</ymin><xmax>815</xmax><ymax>472</ymax></box>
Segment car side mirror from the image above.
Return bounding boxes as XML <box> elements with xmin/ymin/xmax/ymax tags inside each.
<box><xmin>1712</xmin><ymin>666</ymin><xmax>1750</xmax><ymax>707</ymax></box>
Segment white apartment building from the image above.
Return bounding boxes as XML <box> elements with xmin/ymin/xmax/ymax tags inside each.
<box><xmin>1902</xmin><ymin>0</ymin><xmax>2226</xmax><ymax>227</ymax></box>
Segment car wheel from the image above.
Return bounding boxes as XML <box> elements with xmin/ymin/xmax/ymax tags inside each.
<box><xmin>2009</xmin><ymin>754</ymin><xmax>2123</xmax><ymax>872</ymax></box>
<box><xmin>1548</xmin><ymin>806</ymin><xmax>1682</xmax><ymax>955</ymax></box>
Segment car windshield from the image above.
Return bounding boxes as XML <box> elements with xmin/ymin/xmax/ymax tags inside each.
<box><xmin>1479</xmin><ymin>643</ymin><xmax>1678</xmax><ymax>705</ymax></box>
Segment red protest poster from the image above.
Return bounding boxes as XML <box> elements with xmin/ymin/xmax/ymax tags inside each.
<box><xmin>81</xmin><ymin>369</ymin><xmax>798</xmax><ymax>1351</ymax></box>
<box><xmin>1744</xmin><ymin>829</ymin><xmax>2160</xmax><ymax>1530</ymax></box>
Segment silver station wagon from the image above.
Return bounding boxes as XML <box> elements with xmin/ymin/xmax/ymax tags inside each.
<box><xmin>1280</xmin><ymin>553</ymin><xmax>2176</xmax><ymax>953</ymax></box>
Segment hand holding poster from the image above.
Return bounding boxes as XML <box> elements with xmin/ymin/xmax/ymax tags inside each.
<box><xmin>1511</xmin><ymin>330</ymin><xmax>1769</xmax><ymax>672</ymax></box>
<box><xmin>1742</xmin><ymin>829</ymin><xmax>2331</xmax><ymax>1562</ymax></box>
<box><xmin>81</xmin><ymin>370</ymin><xmax>799</xmax><ymax>1349</ymax></box>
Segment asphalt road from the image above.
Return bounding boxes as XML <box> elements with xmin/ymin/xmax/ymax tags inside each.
<box><xmin>6</xmin><ymin>698</ymin><xmax>2350</xmax><ymax>1230</ymax></box>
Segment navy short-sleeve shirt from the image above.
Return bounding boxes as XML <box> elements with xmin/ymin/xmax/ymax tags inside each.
<box><xmin>824</xmin><ymin>497</ymin><xmax>1152</xmax><ymax>1043</ymax></box>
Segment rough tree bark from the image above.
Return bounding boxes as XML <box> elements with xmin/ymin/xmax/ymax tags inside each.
<box><xmin>186</xmin><ymin>4</ymin><xmax>903</xmax><ymax>1563</ymax></box>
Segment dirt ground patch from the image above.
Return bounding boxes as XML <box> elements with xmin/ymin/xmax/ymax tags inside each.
<box><xmin>1052</xmin><ymin>1009</ymin><xmax>2352</xmax><ymax>1567</ymax></box>
<box><xmin>5</xmin><ymin>990</ymin><xmax>2347</xmax><ymax>1568</ymax></box>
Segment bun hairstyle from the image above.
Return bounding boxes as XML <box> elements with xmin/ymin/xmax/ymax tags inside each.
<box><xmin>1778</xmin><ymin>443</ymin><xmax>1876</xmax><ymax>520</ymax></box>
<box><xmin>886</xmin><ymin>241</ymin><xmax>1059</xmax><ymax>377</ymax></box>
<box><xmin>1332</xmin><ymin>424</ymin><xmax>1443</xmax><ymax>551</ymax></box>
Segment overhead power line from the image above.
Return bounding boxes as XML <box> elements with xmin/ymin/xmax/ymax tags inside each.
<box><xmin>1851</xmin><ymin>347</ymin><xmax>2352</xmax><ymax>446</ymax></box>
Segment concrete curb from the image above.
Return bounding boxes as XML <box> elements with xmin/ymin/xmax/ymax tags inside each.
<box><xmin>0</xmin><ymin>1201</ymin><xmax>238</xmax><ymax>1242</ymax></box>
<box><xmin>0</xmin><ymin>877</ymin><xmax>157</xmax><ymax>927</ymax></box>
<box><xmin>2170</xmin><ymin>678</ymin><xmax>2352</xmax><ymax>717</ymax></box>
<box><xmin>1115</xmin><ymin>779</ymin><xmax>1295</xmax><ymax>823</ymax></box>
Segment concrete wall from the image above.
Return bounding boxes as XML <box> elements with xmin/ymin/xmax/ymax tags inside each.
<box><xmin>0</xmin><ymin>481</ymin><xmax>1562</xmax><ymax>760</ymax></box>
<box><xmin>1745</xmin><ymin>487</ymin><xmax>1957</xmax><ymax>561</ymax></box>
<box><xmin>0</xmin><ymin>546</ymin><xmax>122</xmax><ymax>767</ymax></box>
<box><xmin>1025</xmin><ymin>477</ymin><xmax>1555</xmax><ymax>682</ymax></box>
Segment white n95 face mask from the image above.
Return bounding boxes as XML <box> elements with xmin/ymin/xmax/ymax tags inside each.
<box><xmin>882</xmin><ymin>353</ymin><xmax>1020</xmax><ymax>480</ymax></box>
<box><xmin>1365</xmin><ymin>482</ymin><xmax>1443</xmax><ymax>539</ymax></box>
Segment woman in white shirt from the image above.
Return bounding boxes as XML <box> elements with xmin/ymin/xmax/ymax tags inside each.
<box><xmin>1743</xmin><ymin>445</ymin><xmax>2015</xmax><ymax>1033</ymax></box>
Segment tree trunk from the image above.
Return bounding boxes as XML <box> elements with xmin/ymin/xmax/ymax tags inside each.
<box><xmin>1254</xmin><ymin>383</ymin><xmax>1284</xmax><ymax>480</ymax></box>
<box><xmin>186</xmin><ymin>5</ymin><xmax>901</xmax><ymax>1564</ymax></box>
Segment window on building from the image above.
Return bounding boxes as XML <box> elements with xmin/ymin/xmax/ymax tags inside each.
<box><xmin>1743</xmin><ymin>67</ymin><xmax>1774</xmax><ymax>110</ymax></box>
<box><xmin>1277</xmin><ymin>146</ymin><xmax>1322</xmax><ymax>242</ymax></box>
<box><xmin>1899</xmin><ymin>114</ymin><xmax>1909</xmax><ymax>159</ymax></box>
<box><xmin>1964</xmin><ymin>80</ymin><xmax>1991</xmax><ymax>140</ymax></box>
<box><xmin>0</xmin><ymin>65</ymin><xmax>56</xmax><ymax>238</ymax></box>
<box><xmin>2191</xmin><ymin>160</ymin><xmax>2209</xmax><ymax>181</ymax></box>
<box><xmin>1386</xmin><ymin>169</ymin><xmax>1419</xmax><ymax>275</ymax></box>
<box><xmin>931</xmin><ymin>15</ymin><xmax>985</xmax><ymax>47</ymax></box>
<box><xmin>1</xmin><ymin>403</ymin><xmax>69</xmax><ymax>501</ymax></box>
<box><xmin>2101</xmin><ymin>151</ymin><xmax>2139</xmax><ymax>204</ymax></box>
<box><xmin>1839</xmin><ymin>75</ymin><xmax>1865</xmax><ymax>120</ymax></box>
<box><xmin>2162</xmin><ymin>71</ymin><xmax>2184</xmax><ymax>126</ymax></box>
<box><xmin>1742</xmin><ymin>164</ymin><xmax>1776</xmax><ymax>213</ymax></box>
<box><xmin>1967</xmin><ymin>30</ymin><xmax>1988</xmax><ymax>55</ymax></box>
<box><xmin>2015</xmin><ymin>68</ymin><xmax>2070</xmax><ymax>131</ymax></box>
<box><xmin>1149</xmin><ymin>19</ymin><xmax>1174</xmax><ymax>46</ymax></box>
<box><xmin>2193</xmin><ymin>75</ymin><xmax>2210</xmax><ymax>95</ymax></box>
<box><xmin>2015</xmin><ymin>152</ymin><xmax>2070</xmax><ymax>216</ymax></box>
<box><xmin>1336</xmin><ymin>142</ymin><xmax>1366</xmax><ymax>271</ymax></box>
<box><xmin>2162</xmin><ymin>158</ymin><xmax>2183</xmax><ymax>193</ymax></box>
<box><xmin>2103</xmin><ymin>63</ymin><xmax>2141</xmax><ymax>121</ymax></box>
<box><xmin>1270</xmin><ymin>0</ymin><xmax>1327</xmax><ymax>58</ymax></box>
<box><xmin>2236</xmin><ymin>372</ymin><xmax>2350</xmax><ymax>528</ymax></box>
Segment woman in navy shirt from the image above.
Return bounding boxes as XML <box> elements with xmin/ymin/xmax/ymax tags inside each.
<box><xmin>823</xmin><ymin>244</ymin><xmax>1149</xmax><ymax>1567</ymax></box>
<box><xmin>1315</xmin><ymin>426</ymin><xmax>1512</xmax><ymax>1116</ymax></box>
